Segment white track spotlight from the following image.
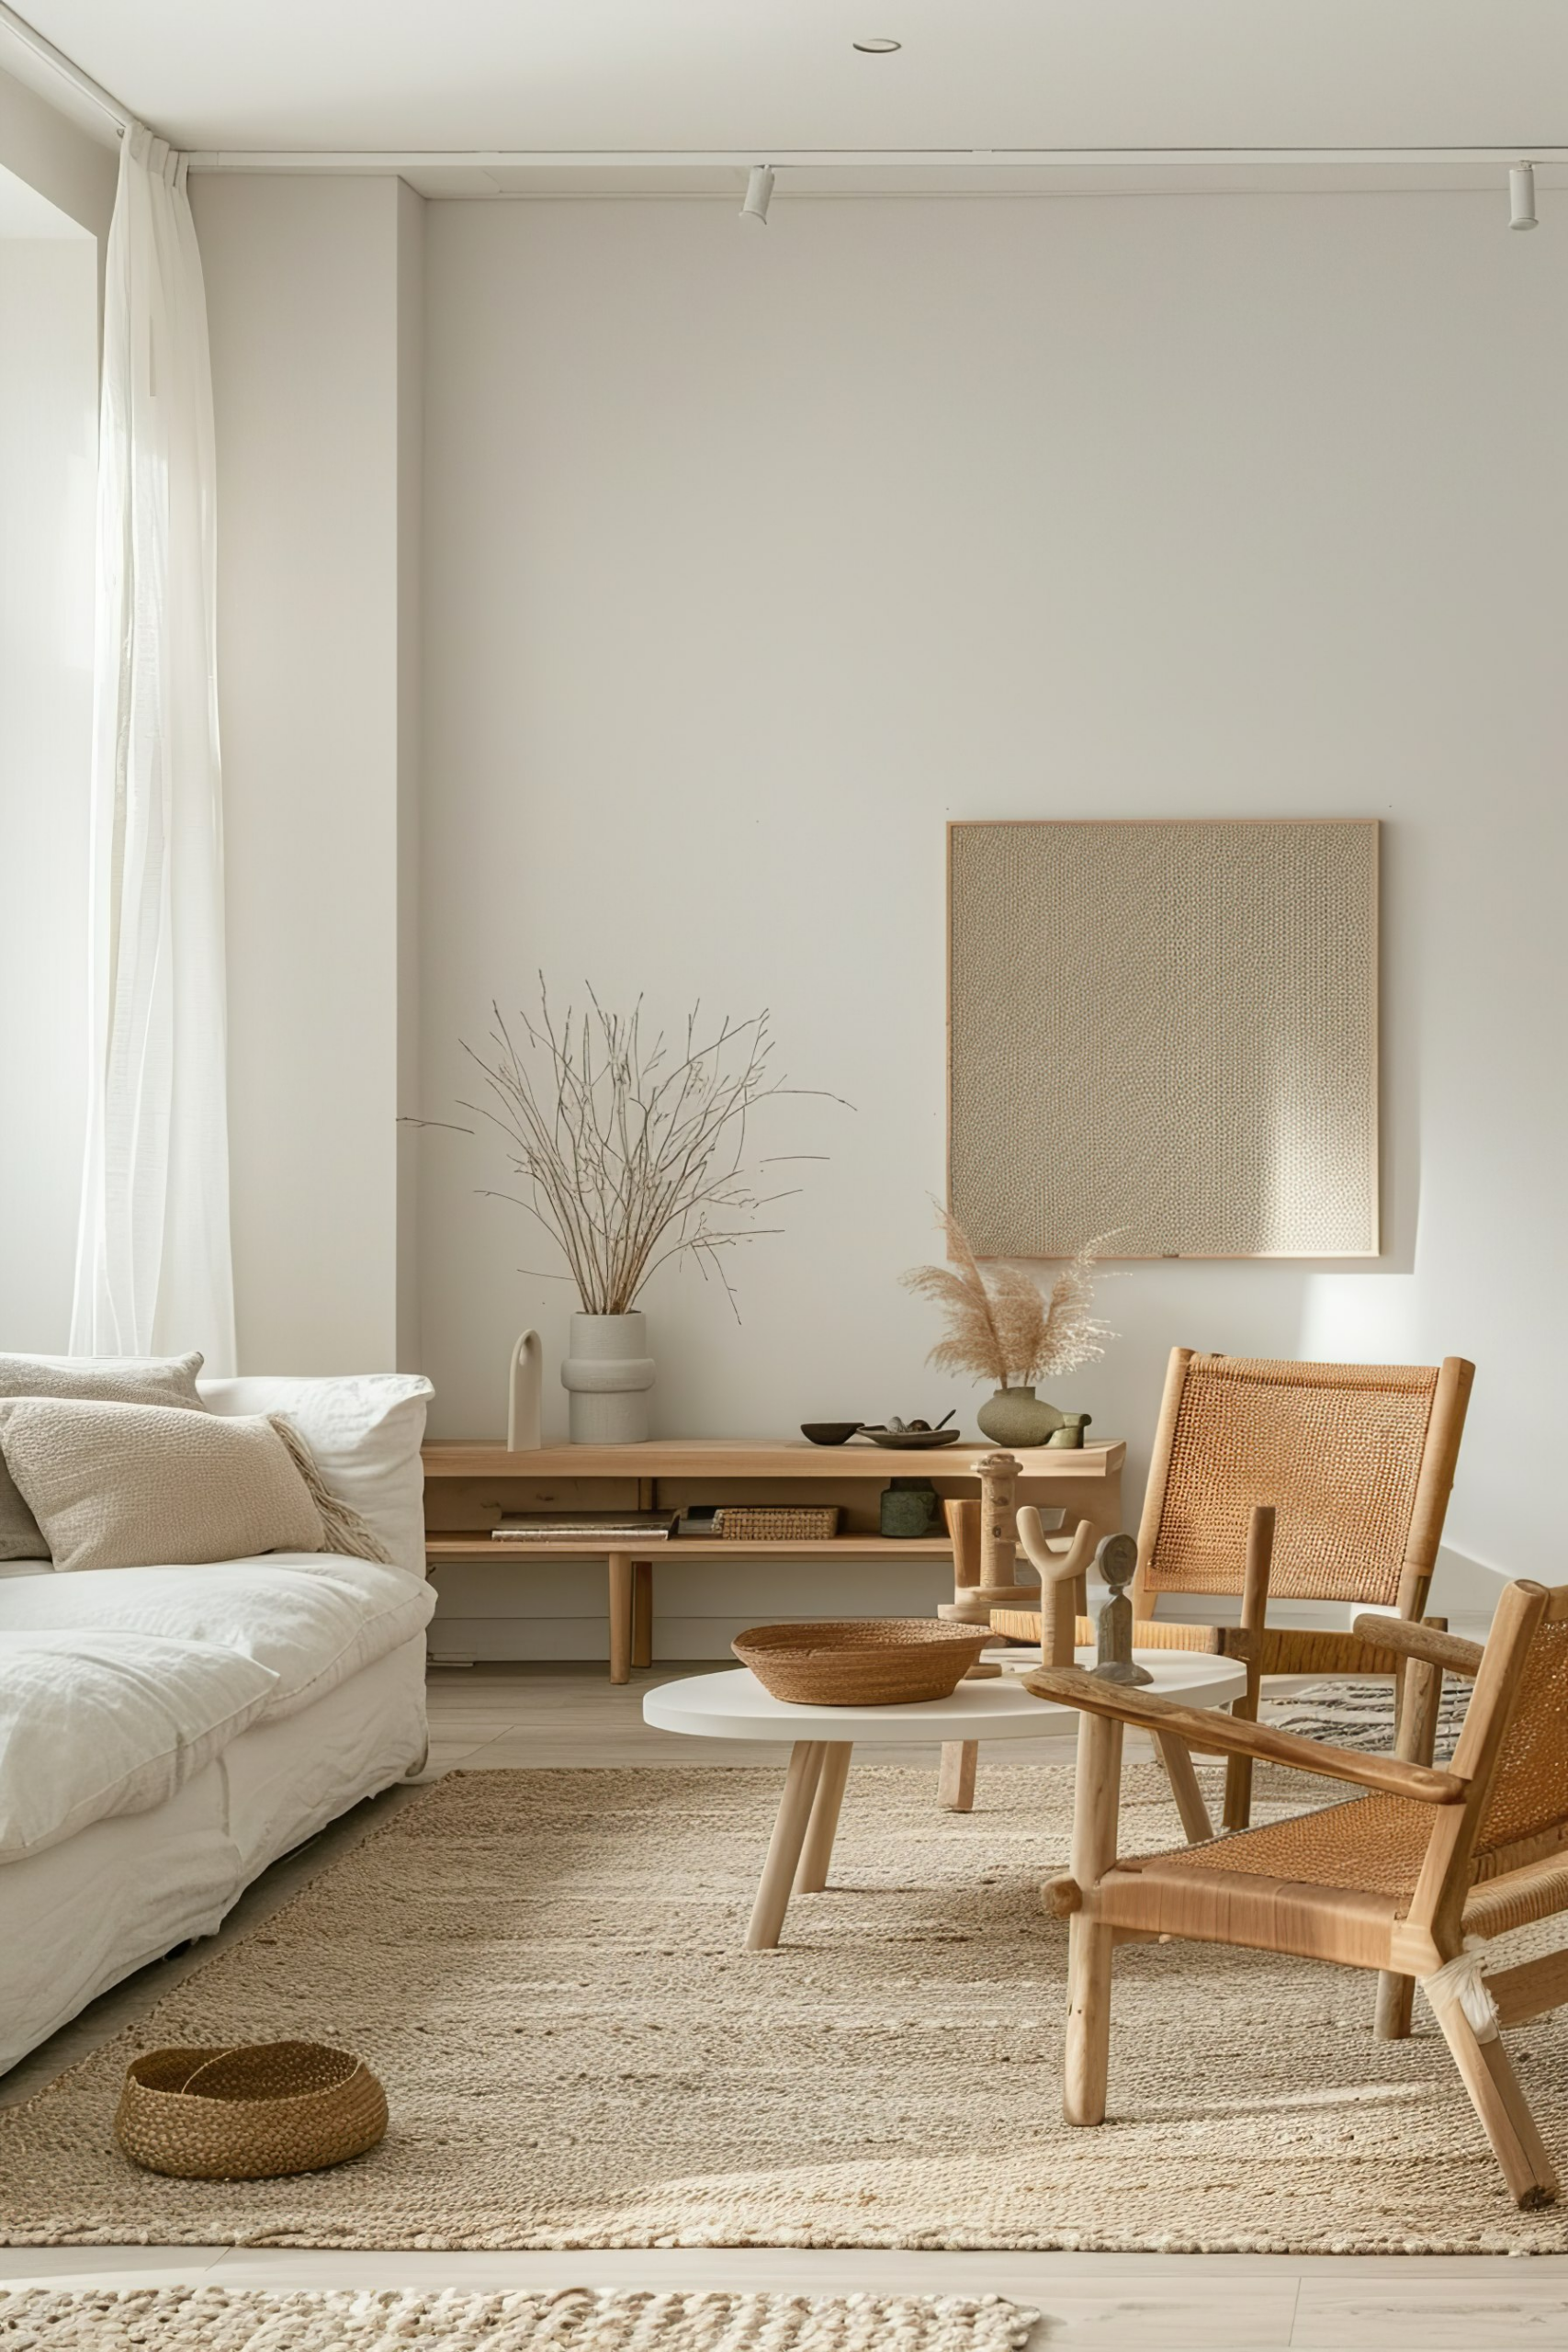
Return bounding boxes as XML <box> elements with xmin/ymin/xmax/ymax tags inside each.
<box><xmin>1510</xmin><ymin>161</ymin><xmax>1538</xmax><ymax>231</ymax></box>
<box><xmin>741</xmin><ymin>165</ymin><xmax>774</xmax><ymax>227</ymax></box>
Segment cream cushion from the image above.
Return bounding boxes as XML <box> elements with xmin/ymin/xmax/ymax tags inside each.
<box><xmin>200</xmin><ymin>1375</ymin><xmax>432</xmax><ymax>1576</ymax></box>
<box><xmin>0</xmin><ymin>1351</ymin><xmax>206</xmax><ymax>1562</ymax></box>
<box><xmin>0</xmin><ymin>1399</ymin><xmax>325</xmax><ymax>1575</ymax></box>
<box><xmin>0</xmin><ymin>1630</ymin><xmax>277</xmax><ymax>1861</ymax></box>
<box><xmin>0</xmin><ymin>1555</ymin><xmax>435</xmax><ymax>1720</ymax></box>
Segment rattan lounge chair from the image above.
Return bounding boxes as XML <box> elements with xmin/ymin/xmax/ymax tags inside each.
<box><xmin>997</xmin><ymin>1350</ymin><xmax>1474</xmax><ymax>1840</ymax></box>
<box><xmin>1028</xmin><ymin>1577</ymin><xmax>1568</xmax><ymax>2209</ymax></box>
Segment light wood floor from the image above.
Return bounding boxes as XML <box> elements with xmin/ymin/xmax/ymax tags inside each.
<box><xmin>2</xmin><ymin>1660</ymin><xmax>1563</xmax><ymax>2350</ymax></box>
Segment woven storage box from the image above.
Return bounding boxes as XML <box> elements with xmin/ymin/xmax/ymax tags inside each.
<box><xmin>715</xmin><ymin>1505</ymin><xmax>840</xmax><ymax>1542</ymax></box>
<box><xmin>115</xmin><ymin>2041</ymin><xmax>388</xmax><ymax>2180</ymax></box>
<box><xmin>732</xmin><ymin>1618</ymin><xmax>990</xmax><ymax>1704</ymax></box>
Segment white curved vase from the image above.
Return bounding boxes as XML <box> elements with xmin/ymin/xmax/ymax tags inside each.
<box><xmin>561</xmin><ymin>1311</ymin><xmax>655</xmax><ymax>1443</ymax></box>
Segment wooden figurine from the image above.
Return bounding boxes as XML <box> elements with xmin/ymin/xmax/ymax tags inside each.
<box><xmin>939</xmin><ymin>1453</ymin><xmax>1036</xmax><ymax>1627</ymax></box>
<box><xmin>1090</xmin><ymin>1532</ymin><xmax>1152</xmax><ymax>1683</ymax></box>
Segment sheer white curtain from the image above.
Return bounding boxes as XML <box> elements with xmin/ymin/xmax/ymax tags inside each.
<box><xmin>71</xmin><ymin>126</ymin><xmax>235</xmax><ymax>1371</ymax></box>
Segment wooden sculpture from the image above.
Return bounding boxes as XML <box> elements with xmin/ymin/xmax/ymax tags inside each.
<box><xmin>936</xmin><ymin>1452</ymin><xmax>1033</xmax><ymax>1810</ymax></box>
<box><xmin>1089</xmin><ymin>1533</ymin><xmax>1151</xmax><ymax>1684</ymax></box>
<box><xmin>938</xmin><ymin>1452</ymin><xmax>1035</xmax><ymax>1625</ymax></box>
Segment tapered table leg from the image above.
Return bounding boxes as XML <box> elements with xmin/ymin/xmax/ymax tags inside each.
<box><xmin>746</xmin><ymin>1741</ymin><xmax>827</xmax><ymax>1950</ymax></box>
<box><xmin>939</xmin><ymin>1739</ymin><xmax>978</xmax><ymax>1811</ymax></box>
<box><xmin>795</xmin><ymin>1743</ymin><xmax>852</xmax><ymax>1893</ymax></box>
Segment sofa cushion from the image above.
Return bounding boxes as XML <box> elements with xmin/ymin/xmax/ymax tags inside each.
<box><xmin>0</xmin><ymin>1630</ymin><xmax>276</xmax><ymax>1862</ymax></box>
<box><xmin>0</xmin><ymin>1400</ymin><xmax>326</xmax><ymax>1575</ymax></box>
<box><xmin>0</xmin><ymin>1554</ymin><xmax>434</xmax><ymax>1720</ymax></box>
<box><xmin>0</xmin><ymin>1351</ymin><xmax>207</xmax><ymax>1562</ymax></box>
<box><xmin>199</xmin><ymin>1375</ymin><xmax>432</xmax><ymax>1577</ymax></box>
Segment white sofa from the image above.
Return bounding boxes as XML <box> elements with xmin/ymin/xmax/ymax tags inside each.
<box><xmin>0</xmin><ymin>1373</ymin><xmax>435</xmax><ymax>2076</ymax></box>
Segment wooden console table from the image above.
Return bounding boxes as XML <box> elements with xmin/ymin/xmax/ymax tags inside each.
<box><xmin>422</xmin><ymin>1438</ymin><xmax>1125</xmax><ymax>1682</ymax></box>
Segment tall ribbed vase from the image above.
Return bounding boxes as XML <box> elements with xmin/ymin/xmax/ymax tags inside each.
<box><xmin>561</xmin><ymin>1312</ymin><xmax>655</xmax><ymax>1443</ymax></box>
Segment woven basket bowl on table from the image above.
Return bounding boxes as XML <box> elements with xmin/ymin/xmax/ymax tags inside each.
<box><xmin>732</xmin><ymin>1618</ymin><xmax>992</xmax><ymax>1705</ymax></box>
<box><xmin>114</xmin><ymin>2041</ymin><xmax>388</xmax><ymax>2180</ymax></box>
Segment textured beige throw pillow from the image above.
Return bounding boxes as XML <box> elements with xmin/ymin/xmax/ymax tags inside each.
<box><xmin>0</xmin><ymin>1351</ymin><xmax>207</xmax><ymax>1561</ymax></box>
<box><xmin>0</xmin><ymin>1398</ymin><xmax>327</xmax><ymax>1574</ymax></box>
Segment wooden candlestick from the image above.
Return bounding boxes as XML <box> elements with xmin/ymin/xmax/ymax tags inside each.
<box><xmin>940</xmin><ymin>1451</ymin><xmax>1037</xmax><ymax>1627</ymax></box>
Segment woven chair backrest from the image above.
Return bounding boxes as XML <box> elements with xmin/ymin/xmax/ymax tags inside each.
<box><xmin>1144</xmin><ymin>1354</ymin><xmax>1443</xmax><ymax>1603</ymax></box>
<box><xmin>1474</xmin><ymin>1617</ymin><xmax>1568</xmax><ymax>1864</ymax></box>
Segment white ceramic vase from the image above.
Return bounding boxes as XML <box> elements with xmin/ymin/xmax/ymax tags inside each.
<box><xmin>561</xmin><ymin>1311</ymin><xmax>655</xmax><ymax>1443</ymax></box>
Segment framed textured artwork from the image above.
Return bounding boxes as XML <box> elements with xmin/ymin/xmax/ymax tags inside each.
<box><xmin>947</xmin><ymin>819</ymin><xmax>1379</xmax><ymax>1260</ymax></box>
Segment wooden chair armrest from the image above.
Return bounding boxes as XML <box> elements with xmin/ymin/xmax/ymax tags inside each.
<box><xmin>1021</xmin><ymin>1665</ymin><xmax>1469</xmax><ymax>1804</ymax></box>
<box><xmin>1348</xmin><ymin>1614</ymin><xmax>1485</xmax><ymax>1679</ymax></box>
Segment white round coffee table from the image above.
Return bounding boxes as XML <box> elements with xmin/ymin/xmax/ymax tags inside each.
<box><xmin>644</xmin><ymin>1648</ymin><xmax>1247</xmax><ymax>1949</ymax></box>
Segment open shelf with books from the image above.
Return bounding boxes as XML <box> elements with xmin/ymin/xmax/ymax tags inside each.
<box><xmin>422</xmin><ymin>1438</ymin><xmax>1125</xmax><ymax>1682</ymax></box>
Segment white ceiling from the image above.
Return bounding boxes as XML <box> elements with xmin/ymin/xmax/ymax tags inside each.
<box><xmin>15</xmin><ymin>0</ymin><xmax>1568</xmax><ymax>160</ymax></box>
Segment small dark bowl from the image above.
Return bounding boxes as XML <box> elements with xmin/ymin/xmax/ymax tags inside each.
<box><xmin>800</xmin><ymin>1421</ymin><xmax>863</xmax><ymax>1447</ymax></box>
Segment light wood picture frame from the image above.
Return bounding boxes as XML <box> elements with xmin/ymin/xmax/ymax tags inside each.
<box><xmin>946</xmin><ymin>819</ymin><xmax>1380</xmax><ymax>1260</ymax></box>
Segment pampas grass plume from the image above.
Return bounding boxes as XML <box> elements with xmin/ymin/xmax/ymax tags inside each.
<box><xmin>902</xmin><ymin>1207</ymin><xmax>1113</xmax><ymax>1389</ymax></box>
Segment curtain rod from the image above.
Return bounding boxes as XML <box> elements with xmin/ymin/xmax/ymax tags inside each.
<box><xmin>181</xmin><ymin>145</ymin><xmax>1568</xmax><ymax>172</ymax></box>
<box><xmin>0</xmin><ymin>1</ymin><xmax>132</xmax><ymax>134</ymax></box>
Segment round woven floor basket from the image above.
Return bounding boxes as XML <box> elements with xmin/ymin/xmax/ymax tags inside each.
<box><xmin>114</xmin><ymin>2041</ymin><xmax>388</xmax><ymax>2180</ymax></box>
<box><xmin>732</xmin><ymin>1618</ymin><xmax>992</xmax><ymax>1705</ymax></box>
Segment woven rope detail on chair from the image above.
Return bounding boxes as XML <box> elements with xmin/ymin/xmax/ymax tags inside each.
<box><xmin>1126</xmin><ymin>1792</ymin><xmax>1435</xmax><ymax>1895</ymax></box>
<box><xmin>1465</xmin><ymin>1858</ymin><xmax>1568</xmax><ymax>1939</ymax></box>
<box><xmin>1145</xmin><ymin>1355</ymin><xmax>1439</xmax><ymax>1602</ymax></box>
<box><xmin>1475</xmin><ymin>1623</ymin><xmax>1568</xmax><ymax>1858</ymax></box>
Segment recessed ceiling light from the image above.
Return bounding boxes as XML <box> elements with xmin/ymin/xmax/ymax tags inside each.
<box><xmin>852</xmin><ymin>38</ymin><xmax>902</xmax><ymax>53</ymax></box>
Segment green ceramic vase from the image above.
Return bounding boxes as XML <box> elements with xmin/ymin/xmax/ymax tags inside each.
<box><xmin>975</xmin><ymin>1385</ymin><xmax>1066</xmax><ymax>1448</ymax></box>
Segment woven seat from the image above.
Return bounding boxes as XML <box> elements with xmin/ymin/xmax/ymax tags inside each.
<box><xmin>1123</xmin><ymin>1792</ymin><xmax>1433</xmax><ymax>1896</ymax></box>
<box><xmin>1029</xmin><ymin>1578</ymin><xmax>1568</xmax><ymax>2212</ymax></box>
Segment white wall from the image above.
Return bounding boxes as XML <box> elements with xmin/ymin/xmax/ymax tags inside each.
<box><xmin>0</xmin><ymin>72</ymin><xmax>108</xmax><ymax>1353</ymax></box>
<box><xmin>191</xmin><ymin>174</ymin><xmax>423</xmax><ymax>1375</ymax></box>
<box><xmin>418</xmin><ymin>193</ymin><xmax>1567</xmax><ymax>1657</ymax></box>
<box><xmin>0</xmin><ymin>231</ymin><xmax>98</xmax><ymax>1350</ymax></box>
<box><xmin>0</xmin><ymin>62</ymin><xmax>115</xmax><ymax>253</ymax></box>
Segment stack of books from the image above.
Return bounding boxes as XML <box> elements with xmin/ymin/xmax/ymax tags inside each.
<box><xmin>491</xmin><ymin>1510</ymin><xmax>677</xmax><ymax>1543</ymax></box>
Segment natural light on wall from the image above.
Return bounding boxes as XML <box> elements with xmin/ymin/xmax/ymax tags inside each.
<box><xmin>0</xmin><ymin>163</ymin><xmax>96</xmax><ymax>1349</ymax></box>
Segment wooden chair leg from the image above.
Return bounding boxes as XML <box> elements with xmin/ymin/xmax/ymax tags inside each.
<box><xmin>939</xmin><ymin>1739</ymin><xmax>978</xmax><ymax>1812</ymax></box>
<box><xmin>1376</xmin><ymin>1656</ymin><xmax>1442</xmax><ymax>2039</ymax></box>
<box><xmin>1154</xmin><ymin>1732</ymin><xmax>1215</xmax><ymax>1844</ymax></box>
<box><xmin>1063</xmin><ymin>1708</ymin><xmax>1123</xmax><ymax>2127</ymax></box>
<box><xmin>796</xmin><ymin>1742</ymin><xmax>852</xmax><ymax>1893</ymax></box>
<box><xmin>1222</xmin><ymin>1748</ymin><xmax>1255</xmax><ymax>1833</ymax></box>
<box><xmin>746</xmin><ymin>1742</ymin><xmax>827</xmax><ymax>1951</ymax></box>
<box><xmin>1065</xmin><ymin>1916</ymin><xmax>1115</xmax><ymax>2126</ymax></box>
<box><xmin>1427</xmin><ymin>1979</ymin><xmax>1560</xmax><ymax>2209</ymax></box>
<box><xmin>1373</xmin><ymin>1968</ymin><xmax>1416</xmax><ymax>2041</ymax></box>
<box><xmin>1222</xmin><ymin>1505</ymin><xmax>1274</xmax><ymax>1832</ymax></box>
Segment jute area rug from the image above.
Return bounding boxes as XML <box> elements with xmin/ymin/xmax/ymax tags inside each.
<box><xmin>0</xmin><ymin>2289</ymin><xmax>1035</xmax><ymax>2350</ymax></box>
<box><xmin>2</xmin><ymin>1765</ymin><xmax>1564</xmax><ymax>2256</ymax></box>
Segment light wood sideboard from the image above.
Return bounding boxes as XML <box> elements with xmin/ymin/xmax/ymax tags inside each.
<box><xmin>422</xmin><ymin>1438</ymin><xmax>1126</xmax><ymax>1681</ymax></box>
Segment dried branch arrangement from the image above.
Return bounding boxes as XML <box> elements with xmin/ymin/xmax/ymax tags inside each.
<box><xmin>903</xmin><ymin>1207</ymin><xmax>1113</xmax><ymax>1389</ymax></box>
<box><xmin>455</xmin><ymin>985</ymin><xmax>844</xmax><ymax>1317</ymax></box>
